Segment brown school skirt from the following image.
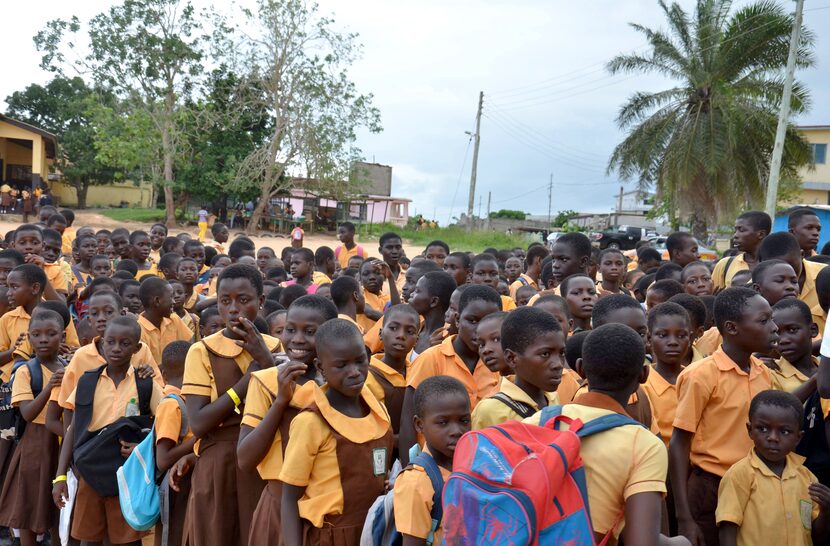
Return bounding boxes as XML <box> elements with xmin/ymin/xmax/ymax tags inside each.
<box><xmin>72</xmin><ymin>476</ymin><xmax>148</xmax><ymax>544</ymax></box>
<box><xmin>0</xmin><ymin>423</ymin><xmax>59</xmax><ymax>533</ymax></box>
<box><xmin>183</xmin><ymin>427</ymin><xmax>264</xmax><ymax>546</ymax></box>
<box><xmin>249</xmin><ymin>480</ymin><xmax>283</xmax><ymax>546</ymax></box>
<box><xmin>688</xmin><ymin>466</ymin><xmax>721</xmax><ymax>546</ymax></box>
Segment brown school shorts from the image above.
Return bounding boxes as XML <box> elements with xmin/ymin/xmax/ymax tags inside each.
<box><xmin>72</xmin><ymin>476</ymin><xmax>147</xmax><ymax>544</ymax></box>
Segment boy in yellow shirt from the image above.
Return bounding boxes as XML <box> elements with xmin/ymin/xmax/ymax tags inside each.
<box><xmin>137</xmin><ymin>277</ymin><xmax>194</xmax><ymax>364</ymax></box>
<box><xmin>716</xmin><ymin>390</ymin><xmax>830</xmax><ymax>546</ymax></box>
<box><xmin>472</xmin><ymin>306</ymin><xmax>564</xmax><ymax>428</ymax></box>
<box><xmin>394</xmin><ymin>376</ymin><xmax>470</xmax><ymax>545</ymax></box>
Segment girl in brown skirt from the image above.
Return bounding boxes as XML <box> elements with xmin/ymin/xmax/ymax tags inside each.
<box><xmin>0</xmin><ymin>311</ymin><xmax>66</xmax><ymax>546</ymax></box>
<box><xmin>280</xmin><ymin>319</ymin><xmax>393</xmax><ymax>546</ymax></box>
<box><xmin>238</xmin><ymin>295</ymin><xmax>337</xmax><ymax>545</ymax></box>
<box><xmin>180</xmin><ymin>265</ymin><xmax>281</xmax><ymax>546</ymax></box>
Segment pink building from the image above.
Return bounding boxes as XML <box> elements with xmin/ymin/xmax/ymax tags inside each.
<box><xmin>272</xmin><ymin>189</ymin><xmax>410</xmax><ymax>230</ymax></box>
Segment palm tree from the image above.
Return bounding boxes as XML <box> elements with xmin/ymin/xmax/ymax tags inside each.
<box><xmin>607</xmin><ymin>0</ymin><xmax>814</xmax><ymax>238</ymax></box>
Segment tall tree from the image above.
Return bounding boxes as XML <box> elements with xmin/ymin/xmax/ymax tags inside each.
<box><xmin>606</xmin><ymin>0</ymin><xmax>814</xmax><ymax>237</ymax></box>
<box><xmin>4</xmin><ymin>77</ymin><xmax>117</xmax><ymax>208</ymax></box>
<box><xmin>34</xmin><ymin>0</ymin><xmax>205</xmax><ymax>226</ymax></box>
<box><xmin>228</xmin><ymin>0</ymin><xmax>382</xmax><ymax>234</ymax></box>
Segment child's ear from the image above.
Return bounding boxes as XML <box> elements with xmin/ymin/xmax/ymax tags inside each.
<box><xmin>638</xmin><ymin>363</ymin><xmax>650</xmax><ymax>385</ymax></box>
<box><xmin>811</xmin><ymin>322</ymin><xmax>819</xmax><ymax>339</ymax></box>
<box><xmin>503</xmin><ymin>348</ymin><xmax>518</xmax><ymax>371</ymax></box>
<box><xmin>314</xmin><ymin>357</ymin><xmax>325</xmax><ymax>379</ymax></box>
<box><xmin>724</xmin><ymin>319</ymin><xmax>739</xmax><ymax>337</ymax></box>
<box><xmin>746</xmin><ymin>421</ymin><xmax>752</xmax><ymax>437</ymax></box>
<box><xmin>259</xmin><ymin>294</ymin><xmax>265</xmax><ymax>309</ymax></box>
<box><xmin>413</xmin><ymin>415</ymin><xmax>424</xmax><ymax>435</ymax></box>
<box><xmin>429</xmin><ymin>295</ymin><xmax>439</xmax><ymax>310</ymax></box>
<box><xmin>567</xmin><ymin>318</ymin><xmax>574</xmax><ymax>333</ymax></box>
<box><xmin>575</xmin><ymin>357</ymin><xmax>586</xmax><ymax>380</ymax></box>
<box><xmin>751</xmin><ymin>282</ymin><xmax>761</xmax><ymax>294</ymax></box>
<box><xmin>694</xmin><ymin>326</ymin><xmax>705</xmax><ymax>341</ymax></box>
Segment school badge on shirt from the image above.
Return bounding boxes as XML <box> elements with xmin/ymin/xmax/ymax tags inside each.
<box><xmin>372</xmin><ymin>448</ymin><xmax>387</xmax><ymax>476</ymax></box>
<box><xmin>801</xmin><ymin>499</ymin><xmax>813</xmax><ymax>529</ymax></box>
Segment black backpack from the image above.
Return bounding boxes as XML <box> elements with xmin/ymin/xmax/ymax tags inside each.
<box><xmin>796</xmin><ymin>391</ymin><xmax>830</xmax><ymax>485</ymax></box>
<box><xmin>7</xmin><ymin>357</ymin><xmax>52</xmax><ymax>442</ymax></box>
<box><xmin>73</xmin><ymin>364</ymin><xmax>153</xmax><ymax>497</ymax></box>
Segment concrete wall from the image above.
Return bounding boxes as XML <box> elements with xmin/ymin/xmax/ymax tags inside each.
<box><xmin>792</xmin><ymin>127</ymin><xmax>830</xmax><ymax>205</ymax></box>
<box><xmin>0</xmin><ymin>120</ymin><xmax>51</xmax><ymax>182</ymax></box>
<box><xmin>352</xmin><ymin>162</ymin><xmax>392</xmax><ymax>197</ymax></box>
<box><xmin>50</xmin><ymin>180</ymin><xmax>154</xmax><ymax>208</ymax></box>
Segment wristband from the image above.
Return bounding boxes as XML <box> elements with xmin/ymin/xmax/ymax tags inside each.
<box><xmin>227</xmin><ymin>387</ymin><xmax>241</xmax><ymax>414</ymax></box>
<box><xmin>52</xmin><ymin>475</ymin><xmax>67</xmax><ymax>485</ymax></box>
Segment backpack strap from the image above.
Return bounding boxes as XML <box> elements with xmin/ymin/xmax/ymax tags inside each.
<box><xmin>25</xmin><ymin>358</ymin><xmax>43</xmax><ymax>398</ymax></box>
<box><xmin>491</xmin><ymin>392</ymin><xmax>535</xmax><ymax>419</ymax></box>
<box><xmin>136</xmin><ymin>374</ymin><xmax>153</xmax><ymax>416</ymax></box>
<box><xmin>74</xmin><ymin>364</ymin><xmax>108</xmax><ymax>443</ymax></box>
<box><xmin>719</xmin><ymin>254</ymin><xmax>739</xmax><ymax>287</ymax></box>
<box><xmin>411</xmin><ymin>453</ymin><xmax>445</xmax><ymax>545</ymax></box>
<box><xmin>516</xmin><ymin>276</ymin><xmax>529</xmax><ymax>287</ymax></box>
<box><xmin>538</xmin><ymin>404</ymin><xmax>645</xmax><ymax>437</ymax></box>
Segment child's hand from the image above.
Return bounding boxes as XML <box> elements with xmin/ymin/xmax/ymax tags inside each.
<box><xmin>52</xmin><ymin>481</ymin><xmax>68</xmax><ymax>508</ymax></box>
<box><xmin>232</xmin><ymin>318</ymin><xmax>274</xmax><ymax>369</ymax></box>
<box><xmin>373</xmin><ymin>260</ymin><xmax>392</xmax><ymax>279</ymax></box>
<box><xmin>428</xmin><ymin>326</ymin><xmax>448</xmax><ymax>347</ymax></box>
<box><xmin>275</xmin><ymin>361</ymin><xmax>308</xmax><ymax>406</ymax></box>
<box><xmin>120</xmin><ymin>440</ymin><xmax>138</xmax><ymax>458</ymax></box>
<box><xmin>810</xmin><ymin>482</ymin><xmax>830</xmax><ymax>509</ymax></box>
<box><xmin>25</xmin><ymin>254</ymin><xmax>45</xmax><ymax>267</ymax></box>
<box><xmin>135</xmin><ymin>364</ymin><xmax>156</xmax><ymax>380</ymax></box>
<box><xmin>12</xmin><ymin>333</ymin><xmax>27</xmax><ymax>350</ymax></box>
<box><xmin>47</xmin><ymin>368</ymin><xmax>65</xmax><ymax>390</ymax></box>
<box><xmin>170</xmin><ymin>454</ymin><xmax>196</xmax><ymax>492</ymax></box>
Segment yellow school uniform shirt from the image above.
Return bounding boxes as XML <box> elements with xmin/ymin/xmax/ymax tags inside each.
<box><xmin>335</xmin><ymin>244</ymin><xmax>363</xmax><ymax>269</ymax></box>
<box><xmin>690</xmin><ymin>344</ymin><xmax>707</xmax><ymax>363</ymax></box>
<box><xmin>0</xmin><ymin>307</ymin><xmax>32</xmax><ymax>382</ymax></box>
<box><xmin>138</xmin><ymin>314</ymin><xmax>194</xmax><ymax>366</ymax></box>
<box><xmin>556</xmin><ymin>368</ymin><xmax>583</xmax><ymax>403</ymax></box>
<box><xmin>673</xmin><ymin>348</ymin><xmax>771</xmax><ymax>477</ymax></box>
<box><xmin>393</xmin><ymin>447</ymin><xmax>451</xmax><ymax>543</ymax></box>
<box><xmin>771</xmin><ymin>356</ymin><xmax>817</xmax><ymax>394</ymax></box>
<box><xmin>43</xmin><ymin>262</ymin><xmax>68</xmax><ymax>293</ymax></box>
<box><xmin>180</xmin><ymin>312</ymin><xmax>200</xmax><ymax>341</ymax></box>
<box><xmin>337</xmin><ymin>313</ymin><xmax>364</xmax><ymax>334</ymax></box>
<box><xmin>61</xmin><ymin>228</ymin><xmax>76</xmax><ymax>255</ymax></box>
<box><xmin>363</xmin><ymin>319</ymin><xmax>385</xmax><ymax>354</ymax></box>
<box><xmin>524</xmin><ymin>393</ymin><xmax>668</xmax><ymax>537</ymax></box>
<box><xmin>472</xmin><ymin>376</ymin><xmax>558</xmax><ymax>429</ymax></box>
<box><xmin>241</xmin><ymin>370</ymin><xmax>318</xmax><ymax>480</ymax></box>
<box><xmin>712</xmin><ymin>253</ymin><xmax>750</xmax><ymax>291</ymax></box>
<box><xmin>312</xmin><ymin>271</ymin><xmax>332</xmax><ymax>285</ymax></box>
<box><xmin>509</xmin><ymin>273</ymin><xmax>538</xmax><ymax>300</ymax></box>
<box><xmin>811</xmin><ymin>304</ymin><xmax>827</xmax><ymax>339</ymax></box>
<box><xmin>149</xmin><ymin>249</ymin><xmax>161</xmax><ymax>265</ymax></box>
<box><xmin>278</xmin><ymin>384</ymin><xmax>391</xmax><ymax>528</ymax></box>
<box><xmin>65</xmin><ymin>365</ymin><xmax>164</xmax><ymax>430</ymax></box>
<box><xmin>135</xmin><ymin>263</ymin><xmax>159</xmax><ymax>280</ymax></box>
<box><xmin>641</xmin><ymin>366</ymin><xmax>680</xmax><ymax>447</ymax></box>
<box><xmin>694</xmin><ymin>326</ymin><xmax>722</xmax><ymax>358</ymax></box>
<box><xmin>500</xmin><ymin>294</ymin><xmax>517</xmax><ymax>312</ymax></box>
<box><xmin>407</xmin><ymin>336</ymin><xmax>499</xmax><ymax>410</ymax></box>
<box><xmin>181</xmin><ymin>330</ymin><xmax>281</xmax><ymax>401</ymax></box>
<box><xmin>56</xmin><ymin>339</ymin><xmax>162</xmax><ymax>409</ymax></box>
<box><xmin>716</xmin><ymin>449</ymin><xmax>820</xmax><ymax>546</ymax></box>
<box><xmin>364</xmin><ymin>290</ymin><xmax>390</xmax><ymax>313</ymax></box>
<box><xmin>11</xmin><ymin>362</ymin><xmax>54</xmax><ymax>424</ymax></box>
<box><xmin>365</xmin><ymin>355</ymin><xmax>410</xmax><ymax>404</ymax></box>
<box><xmin>209</xmin><ymin>242</ymin><xmax>225</xmax><ymax>254</ymax></box>
<box><xmin>155</xmin><ymin>384</ymin><xmax>194</xmax><ymax>445</ymax></box>
<box><xmin>800</xmin><ymin>259</ymin><xmax>827</xmax><ymax>311</ymax></box>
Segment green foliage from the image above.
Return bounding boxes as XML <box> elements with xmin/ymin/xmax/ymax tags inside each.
<box><xmin>606</xmin><ymin>0</ymin><xmax>814</xmax><ymax>237</ymax></box>
<box><xmin>488</xmin><ymin>209</ymin><xmax>527</xmax><ymax>220</ymax></box>
<box><xmin>4</xmin><ymin>77</ymin><xmax>118</xmax><ymax>208</ymax></box>
<box><xmin>361</xmin><ymin>224</ymin><xmax>531</xmax><ymax>253</ymax></box>
<box><xmin>552</xmin><ymin>209</ymin><xmax>577</xmax><ymax>228</ymax></box>
<box><xmin>100</xmin><ymin>208</ymin><xmax>167</xmax><ymax>222</ymax></box>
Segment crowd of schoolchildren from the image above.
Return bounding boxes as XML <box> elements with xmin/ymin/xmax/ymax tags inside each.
<box><xmin>2</xmin><ymin>205</ymin><xmax>830</xmax><ymax>545</ymax></box>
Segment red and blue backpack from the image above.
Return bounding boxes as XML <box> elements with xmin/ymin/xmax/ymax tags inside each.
<box><xmin>441</xmin><ymin>404</ymin><xmax>642</xmax><ymax>545</ymax></box>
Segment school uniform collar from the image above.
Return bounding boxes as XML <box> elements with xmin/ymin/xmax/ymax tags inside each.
<box><xmin>138</xmin><ymin>313</ymin><xmax>172</xmax><ymax>332</ymax></box>
<box><xmin>337</xmin><ymin>313</ymin><xmax>360</xmax><ymax>327</ymax></box>
<box><xmin>163</xmin><ymin>384</ymin><xmax>182</xmax><ymax>396</ymax></box>
<box><xmin>571</xmin><ymin>391</ymin><xmax>629</xmax><ymax>416</ymax></box>
<box><xmin>313</xmin><ymin>383</ymin><xmax>390</xmax><ymax>442</ymax></box>
<box><xmin>801</xmin><ymin>259</ymin><xmax>824</xmax><ymax>300</ymax></box>
<box><xmin>201</xmin><ymin>330</ymin><xmax>280</xmax><ymax>358</ymax></box>
<box><xmin>100</xmin><ymin>363</ymin><xmax>137</xmax><ymax>380</ymax></box>
<box><xmin>369</xmin><ymin>355</ymin><xmax>410</xmax><ymax>387</ymax></box>
<box><xmin>185</xmin><ymin>290</ymin><xmax>200</xmax><ymax>309</ymax></box>
<box><xmin>5</xmin><ymin>306</ymin><xmax>31</xmax><ymax>320</ymax></box>
<box><xmin>774</xmin><ymin>355</ymin><xmax>818</xmax><ymax>381</ymax></box>
<box><xmin>712</xmin><ymin>347</ymin><xmax>765</xmax><ymax>376</ymax></box>
<box><xmin>646</xmin><ymin>365</ymin><xmax>678</xmax><ymax>396</ymax></box>
<box><xmin>748</xmin><ymin>448</ymin><xmax>805</xmax><ymax>480</ymax></box>
<box><xmin>499</xmin><ymin>376</ymin><xmax>556</xmax><ymax>411</ymax></box>
<box><xmin>691</xmin><ymin>345</ymin><xmax>706</xmax><ymax>363</ymax></box>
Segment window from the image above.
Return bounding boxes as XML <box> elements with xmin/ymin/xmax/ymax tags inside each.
<box><xmin>812</xmin><ymin>143</ymin><xmax>828</xmax><ymax>165</ymax></box>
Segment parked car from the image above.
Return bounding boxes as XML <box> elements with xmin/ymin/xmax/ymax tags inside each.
<box><xmin>594</xmin><ymin>225</ymin><xmax>647</xmax><ymax>250</ymax></box>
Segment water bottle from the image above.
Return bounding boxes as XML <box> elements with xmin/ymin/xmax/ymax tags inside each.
<box><xmin>125</xmin><ymin>397</ymin><xmax>140</xmax><ymax>417</ymax></box>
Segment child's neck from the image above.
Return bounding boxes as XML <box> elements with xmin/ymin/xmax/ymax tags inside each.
<box><xmin>653</xmin><ymin>358</ymin><xmax>683</xmax><ymax>385</ymax></box>
<box><xmin>78</xmin><ymin>258</ymin><xmax>92</xmax><ymax>273</ymax></box>
<box><xmin>526</xmin><ymin>265</ymin><xmax>539</xmax><ymax>282</ymax></box>
<box><xmin>326</xmin><ymin>386</ymin><xmax>368</xmax><ymax>418</ymax></box>
<box><xmin>165</xmin><ymin>375</ymin><xmax>184</xmax><ymax>389</ymax></box>
<box><xmin>428</xmin><ymin>444</ymin><xmax>454</xmax><ymax>471</ymax></box>
<box><xmin>343</xmin><ymin>240</ymin><xmax>356</xmax><ymax>250</ymax></box>
<box><xmin>451</xmin><ymin>335</ymin><xmax>479</xmax><ymax>372</ymax></box>
<box><xmin>365</xmin><ymin>285</ymin><xmax>381</xmax><ymax>297</ymax></box>
<box><xmin>788</xmin><ymin>350</ymin><xmax>816</xmax><ymax>378</ymax></box>
<box><xmin>39</xmin><ymin>353</ymin><xmax>62</xmax><ymax>371</ymax></box>
<box><xmin>600</xmin><ymin>278</ymin><xmax>620</xmax><ymax>293</ymax></box>
<box><xmin>572</xmin><ymin>316</ymin><xmax>591</xmax><ymax>331</ymax></box>
<box><xmin>143</xmin><ymin>309</ymin><xmax>165</xmax><ymax>328</ymax></box>
<box><xmin>22</xmin><ymin>299</ymin><xmax>39</xmax><ymax>316</ymax></box>
<box><xmin>424</xmin><ymin>308</ymin><xmax>445</xmax><ymax>333</ymax></box>
<box><xmin>743</xmin><ymin>246</ymin><xmax>759</xmax><ymax>264</ymax></box>
<box><xmin>174</xmin><ymin>307</ymin><xmax>186</xmax><ymax>318</ymax></box>
<box><xmin>758</xmin><ymin>451</ymin><xmax>787</xmax><ymax>477</ymax></box>
<box><xmin>381</xmin><ymin>352</ymin><xmax>407</xmax><ymax>375</ymax></box>
<box><xmin>106</xmin><ymin>361</ymin><xmax>131</xmax><ymax>387</ymax></box>
<box><xmin>294</xmin><ymin>272</ymin><xmax>312</xmax><ymax>285</ymax></box>
<box><xmin>296</xmin><ymin>364</ymin><xmax>318</xmax><ymax>386</ymax></box>
<box><xmin>513</xmin><ymin>376</ymin><xmax>548</xmax><ymax>409</ymax></box>
<box><xmin>339</xmin><ymin>302</ymin><xmax>357</xmax><ymax>320</ymax></box>
<box><xmin>182</xmin><ymin>283</ymin><xmax>194</xmax><ymax>297</ymax></box>
<box><xmin>721</xmin><ymin>338</ymin><xmax>754</xmax><ymax>373</ymax></box>
<box><xmin>385</xmin><ymin>259</ymin><xmax>400</xmax><ymax>278</ymax></box>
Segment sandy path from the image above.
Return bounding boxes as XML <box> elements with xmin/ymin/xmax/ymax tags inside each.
<box><xmin>0</xmin><ymin>210</ymin><xmax>423</xmax><ymax>258</ymax></box>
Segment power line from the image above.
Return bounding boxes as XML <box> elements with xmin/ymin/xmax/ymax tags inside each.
<box><xmin>446</xmin><ymin>131</ymin><xmax>474</xmax><ymax>226</ymax></box>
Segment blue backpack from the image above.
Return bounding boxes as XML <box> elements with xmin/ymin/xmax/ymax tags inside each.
<box><xmin>361</xmin><ymin>451</ymin><xmax>445</xmax><ymax>546</ymax></box>
<box><xmin>117</xmin><ymin>393</ymin><xmax>188</xmax><ymax>532</ymax></box>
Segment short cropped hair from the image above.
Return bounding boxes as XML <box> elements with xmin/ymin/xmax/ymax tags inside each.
<box><xmin>102</xmin><ymin>316</ymin><xmax>141</xmax><ymax>342</ymax></box>
<box><xmin>655</xmin><ymin>262</ymin><xmax>683</xmax><ymax>281</ymax></box>
<box><xmin>116</xmin><ymin>259</ymin><xmax>138</xmax><ymax>277</ymax></box>
<box><xmin>470</xmin><ymin>253</ymin><xmax>498</xmax><ymax>270</ymax></box>
<box><xmin>648</xmin><ymin>279</ymin><xmax>685</xmax><ymax>301</ymax></box>
<box><xmin>714</xmin><ymin>287</ymin><xmax>761</xmax><ymax>334</ymax></box>
<box><xmin>749</xmin><ymin>390</ymin><xmax>803</xmax><ymax>425</ymax></box>
<box><xmin>666</xmin><ymin>232</ymin><xmax>694</xmax><ymax>255</ymax></box>
<box><xmin>139</xmin><ymin>277</ymin><xmax>170</xmax><ymax>308</ymax></box>
<box><xmin>315</xmin><ymin>318</ymin><xmax>363</xmax><ymax>351</ymax></box>
<box><xmin>565</xmin><ymin>330</ymin><xmax>590</xmax><ymax>369</ymax></box>
<box><xmin>772</xmin><ymin>298</ymin><xmax>813</xmax><ymax>326</ymax></box>
<box><xmin>582</xmin><ymin>324</ymin><xmax>645</xmax><ymax>390</ymax></box>
<box><xmin>592</xmin><ymin>293</ymin><xmax>644</xmax><ymax>327</ymax></box>
<box><xmin>459</xmin><ymin>284</ymin><xmax>502</xmax><ymax>313</ymax></box>
<box><xmin>217</xmin><ymin>264</ymin><xmax>263</xmax><ymax>296</ymax></box>
<box><xmin>0</xmin><ymin>249</ymin><xmax>25</xmax><ymax>267</ymax></box>
<box><xmin>162</xmin><ymin>237</ymin><xmax>182</xmax><ymax>254</ymax></box>
<box><xmin>46</xmin><ymin>213</ymin><xmax>66</xmax><ymax>227</ymax></box>
<box><xmin>59</xmin><ymin>209</ymin><xmax>75</xmax><ymax>225</ymax></box>
<box><xmin>739</xmin><ymin>211</ymin><xmax>772</xmax><ymax>233</ymax></box>
<box><xmin>90</xmin><ymin>290</ymin><xmax>124</xmax><ymax>310</ymax></box>
<box><xmin>30</xmin><ymin>308</ymin><xmax>65</xmax><ymax>331</ymax></box>
<box><xmin>647</xmin><ymin>301</ymin><xmax>690</xmax><ymax>331</ymax></box>
<box><xmin>161</xmin><ymin>340</ymin><xmax>192</xmax><ymax>371</ymax></box>
<box><xmin>279</xmin><ymin>284</ymin><xmax>308</xmax><ymax>308</ymax></box>
<box><xmin>558</xmin><ymin>273</ymin><xmax>592</xmax><ymax>297</ymax></box>
<box><xmin>525</xmin><ymin>244</ymin><xmax>549</xmax><ymax>266</ymax></box>
<box><xmin>11</xmin><ymin>264</ymin><xmax>47</xmax><ymax>291</ymax></box>
<box><xmin>13</xmin><ymin>224</ymin><xmax>42</xmax><ymax>241</ymax></box>
<box><xmin>129</xmin><ymin>230</ymin><xmax>149</xmax><ymax>244</ymax></box>
<box><xmin>555</xmin><ymin>232</ymin><xmax>592</xmax><ymax>259</ymax></box>
<box><xmin>421</xmin><ymin>271</ymin><xmax>457</xmax><ymax>310</ymax></box>
<box><xmin>637</xmin><ymin>247</ymin><xmax>662</xmax><ymax>264</ymax></box>
<box><xmin>36</xmin><ymin>300</ymin><xmax>71</xmax><ymax>328</ymax></box>
<box><xmin>379</xmin><ymin>232</ymin><xmax>402</xmax><ymax>246</ymax></box>
<box><xmin>447</xmin><ymin>251</ymin><xmax>471</xmax><ymax>269</ymax></box>
<box><xmin>681</xmin><ymin>261</ymin><xmax>710</xmax><ymax>282</ymax></box>
<box><xmin>788</xmin><ymin>207</ymin><xmax>819</xmax><ymax>227</ymax></box>
<box><xmin>758</xmin><ymin>232</ymin><xmax>801</xmax><ymax>261</ymax></box>
<box><xmin>382</xmin><ymin>303</ymin><xmax>421</xmax><ymax>326</ymax></box>
<box><xmin>183</xmin><ymin>240</ymin><xmax>205</xmax><ymax>254</ymax></box>
<box><xmin>158</xmin><ymin>252</ymin><xmax>182</xmax><ymax>272</ymax></box>
<box><xmin>501</xmin><ymin>306</ymin><xmax>561</xmax><ymax>354</ymax></box>
<box><xmin>200</xmin><ymin>305</ymin><xmax>220</xmax><ymax>324</ymax></box>
<box><xmin>330</xmin><ymin>276</ymin><xmax>360</xmax><ymax>307</ymax></box>
<box><xmin>288</xmin><ymin>295</ymin><xmax>338</xmax><ymax>322</ymax></box>
<box><xmin>425</xmin><ymin>240</ymin><xmax>450</xmax><ymax>254</ymax></box>
<box><xmin>339</xmin><ymin>222</ymin><xmax>356</xmax><ymax>233</ymax></box>
<box><xmin>228</xmin><ymin>237</ymin><xmax>256</xmax><ymax>261</ymax></box>
<box><xmin>413</xmin><ymin>375</ymin><xmax>469</xmax><ymax>417</ymax></box>
<box><xmin>751</xmin><ymin>259</ymin><xmax>793</xmax><ymax>284</ymax></box>
<box><xmin>668</xmin><ymin>294</ymin><xmax>708</xmax><ymax>330</ymax></box>
<box><xmin>210</xmin><ymin>222</ymin><xmax>226</xmax><ymax>236</ymax></box>
<box><xmin>533</xmin><ymin>294</ymin><xmax>570</xmax><ymax>318</ymax></box>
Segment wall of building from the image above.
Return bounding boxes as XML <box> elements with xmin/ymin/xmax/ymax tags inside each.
<box><xmin>793</xmin><ymin>127</ymin><xmax>830</xmax><ymax>205</ymax></box>
<box><xmin>352</xmin><ymin>162</ymin><xmax>392</xmax><ymax>197</ymax></box>
<box><xmin>0</xmin><ymin>122</ymin><xmax>51</xmax><ymax>181</ymax></box>
<box><xmin>49</xmin><ymin>180</ymin><xmax>154</xmax><ymax>208</ymax></box>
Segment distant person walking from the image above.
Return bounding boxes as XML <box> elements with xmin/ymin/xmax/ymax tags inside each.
<box><xmin>197</xmin><ymin>206</ymin><xmax>209</xmax><ymax>242</ymax></box>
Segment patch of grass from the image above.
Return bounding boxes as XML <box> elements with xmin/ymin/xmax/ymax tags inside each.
<box><xmin>359</xmin><ymin>223</ymin><xmax>534</xmax><ymax>252</ymax></box>
<box><xmin>99</xmin><ymin>208</ymin><xmax>167</xmax><ymax>223</ymax></box>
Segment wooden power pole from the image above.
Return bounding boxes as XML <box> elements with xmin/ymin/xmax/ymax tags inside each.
<box><xmin>467</xmin><ymin>91</ymin><xmax>483</xmax><ymax>231</ymax></box>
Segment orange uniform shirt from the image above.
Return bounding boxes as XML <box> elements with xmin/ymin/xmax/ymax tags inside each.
<box><xmin>137</xmin><ymin>314</ymin><xmax>194</xmax><ymax>366</ymax></box>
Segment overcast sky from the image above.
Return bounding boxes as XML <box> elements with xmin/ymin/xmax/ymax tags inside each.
<box><xmin>2</xmin><ymin>0</ymin><xmax>829</xmax><ymax>224</ymax></box>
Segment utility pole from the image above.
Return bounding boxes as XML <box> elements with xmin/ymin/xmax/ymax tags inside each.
<box><xmin>467</xmin><ymin>91</ymin><xmax>483</xmax><ymax>231</ymax></box>
<box><xmin>765</xmin><ymin>0</ymin><xmax>805</xmax><ymax>217</ymax></box>
<box><xmin>547</xmin><ymin>173</ymin><xmax>553</xmax><ymax>227</ymax></box>
<box><xmin>486</xmin><ymin>191</ymin><xmax>492</xmax><ymax>230</ymax></box>
<box><xmin>478</xmin><ymin>194</ymin><xmax>482</xmax><ymax>222</ymax></box>
<box><xmin>617</xmin><ymin>186</ymin><xmax>624</xmax><ymax>226</ymax></box>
